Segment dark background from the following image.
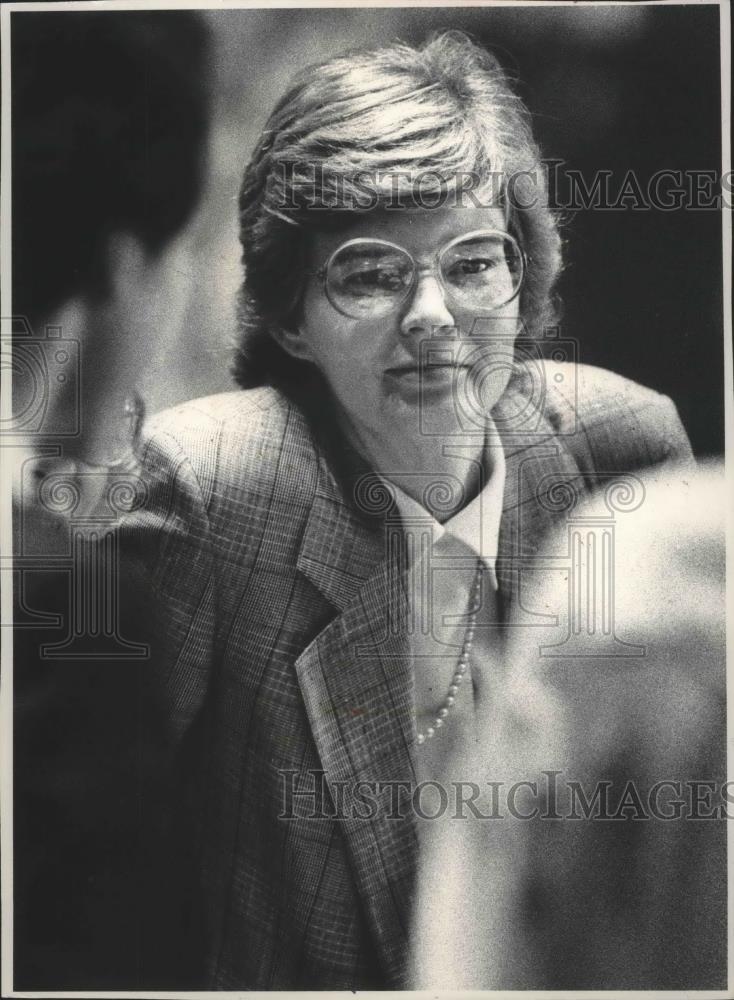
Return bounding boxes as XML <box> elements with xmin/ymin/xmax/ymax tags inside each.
<box><xmin>12</xmin><ymin>5</ymin><xmax>725</xmax><ymax>455</ymax></box>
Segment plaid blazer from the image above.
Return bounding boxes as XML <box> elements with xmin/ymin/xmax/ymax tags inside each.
<box><xmin>115</xmin><ymin>361</ymin><xmax>692</xmax><ymax>989</ymax></box>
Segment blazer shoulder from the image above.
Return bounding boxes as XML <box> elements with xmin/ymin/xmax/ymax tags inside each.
<box><xmin>136</xmin><ymin>386</ymin><xmax>320</xmax><ymax>510</ymax></box>
<box><xmin>539</xmin><ymin>361</ymin><xmax>694</xmax><ymax>472</ymax></box>
<box><xmin>143</xmin><ymin>386</ymin><xmax>291</xmax><ymax>443</ymax></box>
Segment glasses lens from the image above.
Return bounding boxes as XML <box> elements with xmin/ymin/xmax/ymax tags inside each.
<box><xmin>326</xmin><ymin>241</ymin><xmax>414</xmax><ymax>318</ymax></box>
<box><xmin>440</xmin><ymin>233</ymin><xmax>523</xmax><ymax>311</ymax></box>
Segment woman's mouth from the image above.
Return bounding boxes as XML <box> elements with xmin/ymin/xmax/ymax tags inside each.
<box><xmin>385</xmin><ymin>362</ymin><xmax>468</xmax><ymax>383</ymax></box>
<box><xmin>383</xmin><ymin>363</ymin><xmax>467</xmax><ymax>401</ymax></box>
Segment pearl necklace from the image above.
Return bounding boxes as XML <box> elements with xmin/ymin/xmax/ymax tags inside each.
<box><xmin>416</xmin><ymin>560</ymin><xmax>483</xmax><ymax>746</ymax></box>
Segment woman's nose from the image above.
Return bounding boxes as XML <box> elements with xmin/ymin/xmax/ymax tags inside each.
<box><xmin>399</xmin><ymin>271</ymin><xmax>456</xmax><ymax>339</ymax></box>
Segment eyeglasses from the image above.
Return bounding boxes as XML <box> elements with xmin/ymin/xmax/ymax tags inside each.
<box><xmin>313</xmin><ymin>228</ymin><xmax>525</xmax><ymax>320</ymax></box>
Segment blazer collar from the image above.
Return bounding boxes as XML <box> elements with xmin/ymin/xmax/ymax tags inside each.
<box><xmin>493</xmin><ymin>377</ymin><xmax>587</xmax><ymax>617</ymax></box>
<box><xmin>296</xmin><ymin>371</ymin><xmax>586</xmax><ymax>616</ymax></box>
<box><xmin>296</xmin><ymin>417</ymin><xmax>389</xmax><ymax>611</ymax></box>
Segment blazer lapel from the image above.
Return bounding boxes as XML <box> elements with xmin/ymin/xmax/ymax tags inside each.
<box><xmin>295</xmin><ymin>557</ymin><xmax>417</xmax><ymax>986</ymax></box>
<box><xmin>295</xmin><ymin>439</ymin><xmax>418</xmax><ymax>985</ymax></box>
<box><xmin>494</xmin><ymin>380</ymin><xmax>587</xmax><ymax>623</ymax></box>
<box><xmin>296</xmin><ymin>487</ymin><xmax>385</xmax><ymax>612</ymax></box>
<box><xmin>295</xmin><ymin>404</ymin><xmax>393</xmax><ymax>612</ymax></box>
<box><xmin>290</xmin><ymin>374</ymin><xmax>590</xmax><ymax>983</ymax></box>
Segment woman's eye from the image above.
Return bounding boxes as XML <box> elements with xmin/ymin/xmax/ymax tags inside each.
<box><xmin>345</xmin><ymin>267</ymin><xmax>406</xmax><ymax>294</ymax></box>
<box><xmin>451</xmin><ymin>257</ymin><xmax>498</xmax><ymax>277</ymax></box>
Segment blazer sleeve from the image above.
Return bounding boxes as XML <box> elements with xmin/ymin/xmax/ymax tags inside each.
<box><xmin>107</xmin><ymin>425</ymin><xmax>220</xmax><ymax>985</ymax></box>
<box><xmin>119</xmin><ymin>422</ymin><xmax>218</xmax><ymax>751</ymax></box>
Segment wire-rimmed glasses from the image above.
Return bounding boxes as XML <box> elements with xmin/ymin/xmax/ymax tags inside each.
<box><xmin>314</xmin><ymin>228</ymin><xmax>525</xmax><ymax>320</ymax></box>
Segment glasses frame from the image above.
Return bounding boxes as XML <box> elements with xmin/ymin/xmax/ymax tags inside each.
<box><xmin>313</xmin><ymin>227</ymin><xmax>526</xmax><ymax>320</ymax></box>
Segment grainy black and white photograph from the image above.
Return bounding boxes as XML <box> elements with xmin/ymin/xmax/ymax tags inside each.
<box><xmin>1</xmin><ymin>1</ymin><xmax>730</xmax><ymax>994</ymax></box>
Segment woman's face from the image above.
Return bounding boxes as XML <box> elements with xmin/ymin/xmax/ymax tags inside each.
<box><xmin>293</xmin><ymin>206</ymin><xmax>523</xmax><ymax>441</ymax></box>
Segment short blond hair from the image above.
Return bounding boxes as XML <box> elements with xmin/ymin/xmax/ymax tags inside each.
<box><xmin>234</xmin><ymin>30</ymin><xmax>562</xmax><ymax>389</ymax></box>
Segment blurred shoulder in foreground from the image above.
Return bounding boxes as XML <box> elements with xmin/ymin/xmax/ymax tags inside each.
<box><xmin>411</xmin><ymin>459</ymin><xmax>726</xmax><ymax>990</ymax></box>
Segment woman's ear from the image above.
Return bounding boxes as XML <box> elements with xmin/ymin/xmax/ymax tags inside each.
<box><xmin>270</xmin><ymin>324</ymin><xmax>315</xmax><ymax>362</ymax></box>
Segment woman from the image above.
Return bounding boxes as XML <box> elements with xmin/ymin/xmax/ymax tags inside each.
<box><xmin>119</xmin><ymin>31</ymin><xmax>694</xmax><ymax>989</ymax></box>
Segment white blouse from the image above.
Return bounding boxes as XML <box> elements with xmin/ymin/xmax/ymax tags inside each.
<box><xmin>381</xmin><ymin>431</ymin><xmax>507</xmax><ymax>788</ymax></box>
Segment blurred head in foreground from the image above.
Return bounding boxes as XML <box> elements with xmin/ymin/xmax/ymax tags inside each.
<box><xmin>411</xmin><ymin>461</ymin><xmax>726</xmax><ymax>990</ymax></box>
<box><xmin>11</xmin><ymin>10</ymin><xmax>210</xmax><ymax>463</ymax></box>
